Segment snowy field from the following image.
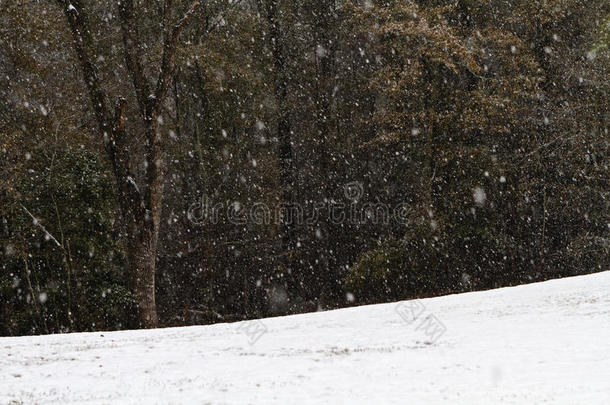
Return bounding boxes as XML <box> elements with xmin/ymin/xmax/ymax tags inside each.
<box><xmin>2</xmin><ymin>271</ymin><xmax>610</xmax><ymax>404</ymax></box>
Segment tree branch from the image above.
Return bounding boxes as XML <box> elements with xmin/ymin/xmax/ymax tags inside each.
<box><xmin>112</xmin><ymin>97</ymin><xmax>146</xmax><ymax>221</ymax></box>
<box><xmin>142</xmin><ymin>0</ymin><xmax>201</xmax><ymax>218</ymax></box>
<box><xmin>118</xmin><ymin>0</ymin><xmax>152</xmax><ymax>119</ymax></box>
<box><xmin>20</xmin><ymin>204</ymin><xmax>63</xmax><ymax>249</ymax></box>
<box><xmin>150</xmin><ymin>0</ymin><xmax>201</xmax><ymax>120</ymax></box>
<box><xmin>203</xmin><ymin>0</ymin><xmax>246</xmax><ymax>36</ymax></box>
<box><xmin>57</xmin><ymin>0</ymin><xmax>111</xmax><ymax>132</ymax></box>
<box><xmin>57</xmin><ymin>1</ymin><xmax>145</xmax><ymax>222</ymax></box>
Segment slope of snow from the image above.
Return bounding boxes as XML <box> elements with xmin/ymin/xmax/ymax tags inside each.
<box><xmin>2</xmin><ymin>272</ymin><xmax>610</xmax><ymax>404</ymax></box>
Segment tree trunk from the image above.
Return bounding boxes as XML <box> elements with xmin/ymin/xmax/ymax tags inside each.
<box><xmin>126</xmin><ymin>223</ymin><xmax>159</xmax><ymax>328</ymax></box>
<box><xmin>312</xmin><ymin>1</ymin><xmax>338</xmax><ymax>306</ymax></box>
<box><xmin>265</xmin><ymin>0</ymin><xmax>297</xmax><ymax>299</ymax></box>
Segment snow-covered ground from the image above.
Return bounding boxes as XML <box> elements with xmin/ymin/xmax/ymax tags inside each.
<box><xmin>2</xmin><ymin>272</ymin><xmax>610</xmax><ymax>404</ymax></box>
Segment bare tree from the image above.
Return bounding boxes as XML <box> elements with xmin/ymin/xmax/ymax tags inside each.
<box><xmin>56</xmin><ymin>0</ymin><xmax>201</xmax><ymax>327</ymax></box>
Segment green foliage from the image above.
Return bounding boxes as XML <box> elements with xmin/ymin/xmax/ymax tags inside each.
<box><xmin>592</xmin><ymin>16</ymin><xmax>610</xmax><ymax>52</ymax></box>
<box><xmin>0</xmin><ymin>141</ymin><xmax>133</xmax><ymax>335</ymax></box>
<box><xmin>345</xmin><ymin>223</ymin><xmax>443</xmax><ymax>304</ymax></box>
<box><xmin>345</xmin><ymin>219</ymin><xmax>523</xmax><ymax>304</ymax></box>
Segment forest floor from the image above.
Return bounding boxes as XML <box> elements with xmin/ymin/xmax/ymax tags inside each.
<box><xmin>2</xmin><ymin>271</ymin><xmax>610</xmax><ymax>404</ymax></box>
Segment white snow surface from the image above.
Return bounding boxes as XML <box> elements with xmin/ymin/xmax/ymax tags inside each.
<box><xmin>2</xmin><ymin>271</ymin><xmax>610</xmax><ymax>404</ymax></box>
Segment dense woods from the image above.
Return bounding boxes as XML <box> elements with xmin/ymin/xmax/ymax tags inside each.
<box><xmin>1</xmin><ymin>0</ymin><xmax>608</xmax><ymax>336</ymax></box>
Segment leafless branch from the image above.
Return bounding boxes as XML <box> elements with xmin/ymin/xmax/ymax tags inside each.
<box><xmin>151</xmin><ymin>0</ymin><xmax>201</xmax><ymax>119</ymax></box>
<box><xmin>118</xmin><ymin>0</ymin><xmax>152</xmax><ymax>119</ymax></box>
<box><xmin>20</xmin><ymin>204</ymin><xmax>63</xmax><ymax>249</ymax></box>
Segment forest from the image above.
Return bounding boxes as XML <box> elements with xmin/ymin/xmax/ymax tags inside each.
<box><xmin>0</xmin><ymin>0</ymin><xmax>608</xmax><ymax>336</ymax></box>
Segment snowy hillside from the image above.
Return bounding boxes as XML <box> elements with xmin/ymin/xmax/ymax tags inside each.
<box><xmin>2</xmin><ymin>272</ymin><xmax>610</xmax><ymax>404</ymax></box>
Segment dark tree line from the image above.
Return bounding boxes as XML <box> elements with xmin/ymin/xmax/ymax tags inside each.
<box><xmin>1</xmin><ymin>0</ymin><xmax>608</xmax><ymax>335</ymax></box>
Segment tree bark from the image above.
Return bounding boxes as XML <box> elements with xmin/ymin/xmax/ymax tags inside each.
<box><xmin>125</xmin><ymin>221</ymin><xmax>159</xmax><ymax>327</ymax></box>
